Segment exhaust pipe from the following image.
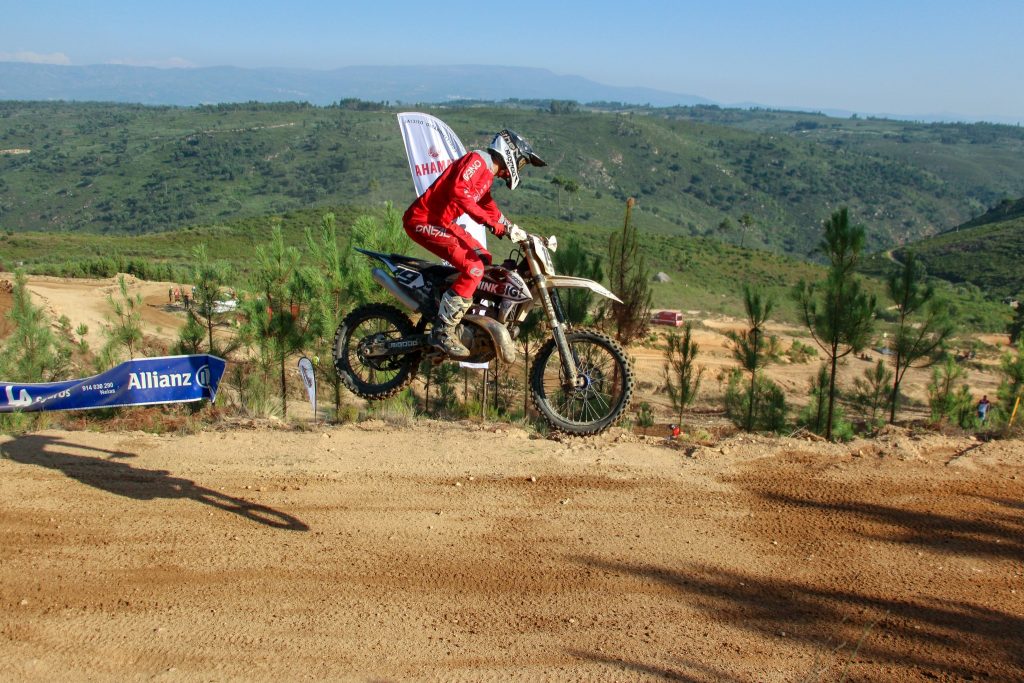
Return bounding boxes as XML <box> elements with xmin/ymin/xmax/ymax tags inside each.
<box><xmin>372</xmin><ymin>268</ymin><xmax>420</xmax><ymax>313</ymax></box>
<box><xmin>463</xmin><ymin>314</ymin><xmax>517</xmax><ymax>364</ymax></box>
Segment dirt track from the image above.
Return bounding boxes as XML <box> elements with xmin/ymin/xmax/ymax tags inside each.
<box><xmin>1</xmin><ymin>421</ymin><xmax>1021</xmax><ymax>681</ymax></box>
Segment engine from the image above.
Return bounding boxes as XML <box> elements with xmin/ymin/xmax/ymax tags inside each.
<box><xmin>469</xmin><ymin>295</ymin><xmax>501</xmax><ymax>320</ymax></box>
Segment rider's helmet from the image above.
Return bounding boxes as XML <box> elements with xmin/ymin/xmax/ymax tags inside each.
<box><xmin>488</xmin><ymin>129</ymin><xmax>546</xmax><ymax>190</ymax></box>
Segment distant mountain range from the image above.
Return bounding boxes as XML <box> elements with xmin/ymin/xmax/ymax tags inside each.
<box><xmin>0</xmin><ymin>62</ymin><xmax>714</xmax><ymax>108</ymax></box>
<box><xmin>3</xmin><ymin>62</ymin><xmax>1019</xmax><ymax>124</ymax></box>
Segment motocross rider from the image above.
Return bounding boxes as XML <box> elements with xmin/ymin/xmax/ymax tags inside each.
<box><xmin>403</xmin><ymin>129</ymin><xmax>546</xmax><ymax>358</ymax></box>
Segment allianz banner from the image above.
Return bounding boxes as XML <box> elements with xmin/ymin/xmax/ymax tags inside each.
<box><xmin>1</xmin><ymin>355</ymin><xmax>226</xmax><ymax>413</ymax></box>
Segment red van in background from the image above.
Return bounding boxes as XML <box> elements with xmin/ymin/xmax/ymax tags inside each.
<box><xmin>651</xmin><ymin>310</ymin><xmax>685</xmax><ymax>327</ymax></box>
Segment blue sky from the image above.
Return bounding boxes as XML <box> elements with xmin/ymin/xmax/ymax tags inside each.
<box><xmin>2</xmin><ymin>0</ymin><xmax>1022</xmax><ymax>121</ymax></box>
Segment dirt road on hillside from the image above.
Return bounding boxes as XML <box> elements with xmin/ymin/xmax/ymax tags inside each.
<box><xmin>1</xmin><ymin>421</ymin><xmax>1021</xmax><ymax>681</ymax></box>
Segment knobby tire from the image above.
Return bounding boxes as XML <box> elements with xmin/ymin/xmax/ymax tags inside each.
<box><xmin>529</xmin><ymin>329</ymin><xmax>634</xmax><ymax>435</ymax></box>
<box><xmin>333</xmin><ymin>303</ymin><xmax>421</xmax><ymax>400</ymax></box>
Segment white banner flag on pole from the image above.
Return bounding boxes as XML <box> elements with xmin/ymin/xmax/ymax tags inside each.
<box><xmin>396</xmin><ymin>112</ymin><xmax>487</xmax><ymax>248</ymax></box>
<box><xmin>297</xmin><ymin>356</ymin><xmax>317</xmax><ymax>422</ymax></box>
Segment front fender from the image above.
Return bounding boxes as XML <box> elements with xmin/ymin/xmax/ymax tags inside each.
<box><xmin>545</xmin><ymin>275</ymin><xmax>623</xmax><ymax>304</ymax></box>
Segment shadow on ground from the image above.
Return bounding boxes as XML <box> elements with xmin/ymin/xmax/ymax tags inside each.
<box><xmin>572</xmin><ymin>555</ymin><xmax>1022</xmax><ymax>680</ymax></box>
<box><xmin>761</xmin><ymin>490</ymin><xmax>1024</xmax><ymax>562</ymax></box>
<box><xmin>1</xmin><ymin>433</ymin><xmax>308</xmax><ymax>531</ymax></box>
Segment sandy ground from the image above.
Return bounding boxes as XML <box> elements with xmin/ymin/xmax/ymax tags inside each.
<box><xmin>1</xmin><ymin>422</ymin><xmax>1022</xmax><ymax>681</ymax></box>
<box><xmin>1</xmin><ymin>274</ymin><xmax>1022</xmax><ymax>681</ymax></box>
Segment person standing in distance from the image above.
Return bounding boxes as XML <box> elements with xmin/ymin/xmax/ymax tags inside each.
<box><xmin>403</xmin><ymin>129</ymin><xmax>545</xmax><ymax>358</ymax></box>
<box><xmin>977</xmin><ymin>395</ymin><xmax>991</xmax><ymax>424</ymax></box>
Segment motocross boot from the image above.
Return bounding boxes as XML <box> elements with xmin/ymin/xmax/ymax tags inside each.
<box><xmin>429</xmin><ymin>290</ymin><xmax>472</xmax><ymax>359</ymax></box>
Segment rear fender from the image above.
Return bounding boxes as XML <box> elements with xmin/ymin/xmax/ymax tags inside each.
<box><xmin>355</xmin><ymin>248</ymin><xmax>399</xmax><ymax>272</ymax></box>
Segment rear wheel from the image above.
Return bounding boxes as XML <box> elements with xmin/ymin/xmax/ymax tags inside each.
<box><xmin>333</xmin><ymin>304</ymin><xmax>421</xmax><ymax>400</ymax></box>
<box><xmin>530</xmin><ymin>329</ymin><xmax>633</xmax><ymax>435</ymax></box>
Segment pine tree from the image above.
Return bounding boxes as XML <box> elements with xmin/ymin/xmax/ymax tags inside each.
<box><xmin>793</xmin><ymin>208</ymin><xmax>876</xmax><ymax>440</ymax></box>
<box><xmin>852</xmin><ymin>360</ymin><xmax>894</xmax><ymax>431</ymax></box>
<box><xmin>243</xmin><ymin>224</ymin><xmax>318</xmax><ymax>418</ymax></box>
<box><xmin>663</xmin><ymin>322</ymin><xmax>704</xmax><ymax>425</ymax></box>
<box><xmin>175</xmin><ymin>313</ymin><xmax>206</xmax><ymax>355</ymax></box>
<box><xmin>304</xmin><ymin>212</ymin><xmax>367</xmax><ymax>419</ymax></box>
<box><xmin>726</xmin><ymin>285</ymin><xmax>780</xmax><ymax>431</ymax></box>
<box><xmin>606</xmin><ymin>197</ymin><xmax>652</xmax><ymax>345</ymax></box>
<box><xmin>1008</xmin><ymin>304</ymin><xmax>1024</xmax><ymax>345</ymax></box>
<box><xmin>185</xmin><ymin>243</ymin><xmax>237</xmax><ymax>357</ymax></box>
<box><xmin>998</xmin><ymin>340</ymin><xmax>1024</xmax><ymax>429</ymax></box>
<box><xmin>738</xmin><ymin>213</ymin><xmax>755</xmax><ymax>249</ymax></box>
<box><xmin>0</xmin><ymin>271</ymin><xmax>71</xmax><ymax>382</ymax></box>
<box><xmin>329</xmin><ymin>202</ymin><xmax>410</xmax><ymax>307</ymax></box>
<box><xmin>886</xmin><ymin>251</ymin><xmax>955</xmax><ymax>423</ymax></box>
<box><xmin>100</xmin><ymin>274</ymin><xmax>144</xmax><ymax>365</ymax></box>
<box><xmin>553</xmin><ymin>235</ymin><xmax>603</xmax><ymax>326</ymax></box>
<box><xmin>927</xmin><ymin>356</ymin><xmax>968</xmax><ymax>423</ymax></box>
<box><xmin>802</xmin><ymin>364</ymin><xmax>831</xmax><ymax>434</ymax></box>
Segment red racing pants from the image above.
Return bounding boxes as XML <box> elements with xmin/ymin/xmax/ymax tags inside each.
<box><xmin>404</xmin><ymin>222</ymin><xmax>491</xmax><ymax>299</ymax></box>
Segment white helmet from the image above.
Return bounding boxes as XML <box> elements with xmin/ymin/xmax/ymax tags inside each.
<box><xmin>487</xmin><ymin>129</ymin><xmax>546</xmax><ymax>190</ymax></box>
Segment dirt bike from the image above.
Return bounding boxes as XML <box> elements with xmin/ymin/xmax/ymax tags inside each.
<box><xmin>333</xmin><ymin>230</ymin><xmax>634</xmax><ymax>435</ymax></box>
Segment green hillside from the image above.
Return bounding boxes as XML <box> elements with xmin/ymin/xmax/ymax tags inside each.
<box><xmin>891</xmin><ymin>197</ymin><xmax>1024</xmax><ymax>299</ymax></box>
<box><xmin>0</xmin><ymin>205</ymin><xmax>1009</xmax><ymax>332</ymax></box>
<box><xmin>2</xmin><ymin>101</ymin><xmax>1023</xmax><ymax>259</ymax></box>
<box><xmin>959</xmin><ymin>196</ymin><xmax>1024</xmax><ymax>229</ymax></box>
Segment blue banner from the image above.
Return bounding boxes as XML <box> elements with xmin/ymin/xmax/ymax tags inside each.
<box><xmin>0</xmin><ymin>355</ymin><xmax>226</xmax><ymax>413</ymax></box>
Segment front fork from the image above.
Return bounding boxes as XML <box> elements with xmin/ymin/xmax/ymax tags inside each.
<box><xmin>531</xmin><ymin>272</ymin><xmax>580</xmax><ymax>388</ymax></box>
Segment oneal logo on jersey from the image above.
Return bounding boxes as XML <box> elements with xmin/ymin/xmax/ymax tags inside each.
<box><xmin>128</xmin><ymin>371</ymin><xmax>193</xmax><ymax>390</ymax></box>
<box><xmin>462</xmin><ymin>158</ymin><xmax>482</xmax><ymax>182</ymax></box>
<box><xmin>415</xmin><ymin>225</ymin><xmax>448</xmax><ymax>239</ymax></box>
<box><xmin>415</xmin><ymin>159</ymin><xmax>452</xmax><ymax>177</ymax></box>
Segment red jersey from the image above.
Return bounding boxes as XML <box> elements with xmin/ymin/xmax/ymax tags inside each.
<box><xmin>403</xmin><ymin>151</ymin><xmax>504</xmax><ymax>231</ymax></box>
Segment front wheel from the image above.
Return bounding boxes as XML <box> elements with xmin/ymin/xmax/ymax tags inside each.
<box><xmin>333</xmin><ymin>303</ymin><xmax>421</xmax><ymax>400</ymax></box>
<box><xmin>530</xmin><ymin>329</ymin><xmax>634</xmax><ymax>435</ymax></box>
